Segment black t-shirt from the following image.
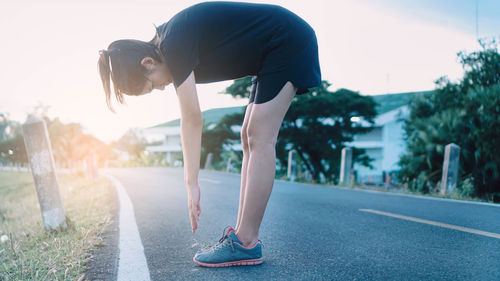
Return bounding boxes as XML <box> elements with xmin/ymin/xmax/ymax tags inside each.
<box><xmin>156</xmin><ymin>1</ymin><xmax>306</xmax><ymax>88</ymax></box>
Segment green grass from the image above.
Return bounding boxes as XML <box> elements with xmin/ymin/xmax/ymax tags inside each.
<box><xmin>334</xmin><ymin>182</ymin><xmax>495</xmax><ymax>204</ymax></box>
<box><xmin>275</xmin><ymin>172</ymin><xmax>495</xmax><ymax>204</ymax></box>
<box><xmin>0</xmin><ymin>171</ymin><xmax>113</xmax><ymax>281</ymax></box>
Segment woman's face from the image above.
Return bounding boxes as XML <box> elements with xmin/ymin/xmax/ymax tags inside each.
<box><xmin>139</xmin><ymin>56</ymin><xmax>172</xmax><ymax>95</ymax></box>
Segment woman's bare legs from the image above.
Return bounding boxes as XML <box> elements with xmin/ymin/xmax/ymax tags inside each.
<box><xmin>235</xmin><ymin>81</ymin><xmax>297</xmax><ymax>247</ymax></box>
<box><xmin>235</xmin><ymin>102</ymin><xmax>254</xmax><ymax>232</ymax></box>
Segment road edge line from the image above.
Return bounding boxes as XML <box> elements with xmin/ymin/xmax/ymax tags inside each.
<box><xmin>103</xmin><ymin>174</ymin><xmax>151</xmax><ymax>281</ymax></box>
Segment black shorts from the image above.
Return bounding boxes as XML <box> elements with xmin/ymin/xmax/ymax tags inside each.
<box><xmin>248</xmin><ymin>21</ymin><xmax>321</xmax><ymax>104</ymax></box>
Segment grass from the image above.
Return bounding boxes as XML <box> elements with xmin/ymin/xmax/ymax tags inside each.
<box><xmin>334</xmin><ymin>182</ymin><xmax>496</xmax><ymax>204</ymax></box>
<box><xmin>274</xmin><ymin>172</ymin><xmax>497</xmax><ymax>205</ymax></box>
<box><xmin>0</xmin><ymin>171</ymin><xmax>113</xmax><ymax>281</ymax></box>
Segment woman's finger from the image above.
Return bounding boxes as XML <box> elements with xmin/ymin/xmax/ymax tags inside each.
<box><xmin>192</xmin><ymin>218</ymin><xmax>197</xmax><ymax>232</ymax></box>
<box><xmin>191</xmin><ymin>210</ymin><xmax>198</xmax><ymax>228</ymax></box>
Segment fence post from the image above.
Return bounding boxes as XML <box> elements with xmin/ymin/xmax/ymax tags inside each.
<box><xmin>440</xmin><ymin>143</ymin><xmax>460</xmax><ymax>195</ymax></box>
<box><xmin>204</xmin><ymin>153</ymin><xmax>213</xmax><ymax>170</ymax></box>
<box><xmin>339</xmin><ymin>147</ymin><xmax>352</xmax><ymax>185</ymax></box>
<box><xmin>226</xmin><ymin>157</ymin><xmax>232</xmax><ymax>172</ymax></box>
<box><xmin>166</xmin><ymin>151</ymin><xmax>172</xmax><ymax>166</ymax></box>
<box><xmin>287</xmin><ymin>150</ymin><xmax>297</xmax><ymax>182</ymax></box>
<box><xmin>384</xmin><ymin>172</ymin><xmax>391</xmax><ymax>189</ymax></box>
<box><xmin>22</xmin><ymin>116</ymin><xmax>67</xmax><ymax>231</ymax></box>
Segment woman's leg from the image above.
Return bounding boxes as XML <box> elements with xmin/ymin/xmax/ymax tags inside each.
<box><xmin>235</xmin><ymin>102</ymin><xmax>254</xmax><ymax>232</ymax></box>
<box><xmin>235</xmin><ymin>81</ymin><xmax>297</xmax><ymax>247</ymax></box>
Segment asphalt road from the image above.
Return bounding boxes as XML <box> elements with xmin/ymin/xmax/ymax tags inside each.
<box><xmin>103</xmin><ymin>167</ymin><xmax>500</xmax><ymax>281</ymax></box>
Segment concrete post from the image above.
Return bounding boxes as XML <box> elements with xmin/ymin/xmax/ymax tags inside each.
<box><xmin>166</xmin><ymin>151</ymin><xmax>172</xmax><ymax>166</ymax></box>
<box><xmin>339</xmin><ymin>147</ymin><xmax>352</xmax><ymax>185</ymax></box>
<box><xmin>226</xmin><ymin>157</ymin><xmax>232</xmax><ymax>172</ymax></box>
<box><xmin>287</xmin><ymin>150</ymin><xmax>297</xmax><ymax>182</ymax></box>
<box><xmin>22</xmin><ymin>116</ymin><xmax>67</xmax><ymax>230</ymax></box>
<box><xmin>440</xmin><ymin>143</ymin><xmax>460</xmax><ymax>195</ymax></box>
<box><xmin>384</xmin><ymin>172</ymin><xmax>390</xmax><ymax>188</ymax></box>
<box><xmin>204</xmin><ymin>153</ymin><xmax>213</xmax><ymax>170</ymax></box>
<box><xmin>305</xmin><ymin>170</ymin><xmax>312</xmax><ymax>182</ymax></box>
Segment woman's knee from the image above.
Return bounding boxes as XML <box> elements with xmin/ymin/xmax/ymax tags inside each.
<box><xmin>241</xmin><ymin>128</ymin><xmax>250</xmax><ymax>153</ymax></box>
<box><xmin>246</xmin><ymin>116</ymin><xmax>279</xmax><ymax>151</ymax></box>
<box><xmin>247</xmin><ymin>133</ymin><xmax>276</xmax><ymax>152</ymax></box>
<box><xmin>241</xmin><ymin>103</ymin><xmax>254</xmax><ymax>154</ymax></box>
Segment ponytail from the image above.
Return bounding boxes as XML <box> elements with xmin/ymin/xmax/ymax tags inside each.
<box><xmin>98</xmin><ymin>48</ymin><xmax>123</xmax><ymax>113</ymax></box>
<box><xmin>97</xmin><ymin>34</ymin><xmax>163</xmax><ymax>113</ymax></box>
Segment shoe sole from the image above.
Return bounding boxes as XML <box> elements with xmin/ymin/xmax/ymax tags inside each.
<box><xmin>193</xmin><ymin>256</ymin><xmax>263</xmax><ymax>267</ymax></box>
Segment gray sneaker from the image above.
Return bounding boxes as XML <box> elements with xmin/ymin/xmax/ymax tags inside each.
<box><xmin>193</xmin><ymin>226</ymin><xmax>264</xmax><ymax>267</ymax></box>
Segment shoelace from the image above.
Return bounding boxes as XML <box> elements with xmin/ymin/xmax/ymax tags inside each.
<box><xmin>211</xmin><ymin>227</ymin><xmax>265</xmax><ymax>252</ymax></box>
<box><xmin>218</xmin><ymin>226</ymin><xmax>231</xmax><ymax>244</ymax></box>
<box><xmin>212</xmin><ymin>233</ymin><xmax>235</xmax><ymax>253</ymax></box>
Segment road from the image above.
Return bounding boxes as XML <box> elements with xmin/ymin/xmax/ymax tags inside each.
<box><xmin>101</xmin><ymin>167</ymin><xmax>500</xmax><ymax>281</ymax></box>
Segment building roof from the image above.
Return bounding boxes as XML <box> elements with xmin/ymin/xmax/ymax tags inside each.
<box><xmin>147</xmin><ymin>106</ymin><xmax>245</xmax><ymax>128</ymax></box>
<box><xmin>370</xmin><ymin>90</ymin><xmax>432</xmax><ymax>114</ymax></box>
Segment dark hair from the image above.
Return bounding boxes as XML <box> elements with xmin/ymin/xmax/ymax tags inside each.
<box><xmin>98</xmin><ymin>27</ymin><xmax>163</xmax><ymax>113</ymax></box>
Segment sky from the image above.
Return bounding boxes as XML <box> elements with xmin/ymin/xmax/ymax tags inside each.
<box><xmin>0</xmin><ymin>0</ymin><xmax>498</xmax><ymax>143</ymax></box>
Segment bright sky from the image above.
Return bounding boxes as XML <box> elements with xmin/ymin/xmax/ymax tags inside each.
<box><xmin>1</xmin><ymin>0</ymin><xmax>498</xmax><ymax>143</ymax></box>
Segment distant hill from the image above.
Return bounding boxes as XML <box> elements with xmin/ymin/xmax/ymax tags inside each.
<box><xmin>147</xmin><ymin>90</ymin><xmax>433</xmax><ymax>128</ymax></box>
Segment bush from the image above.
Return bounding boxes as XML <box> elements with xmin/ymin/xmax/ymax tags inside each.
<box><xmin>398</xmin><ymin>37</ymin><xmax>500</xmax><ymax>202</ymax></box>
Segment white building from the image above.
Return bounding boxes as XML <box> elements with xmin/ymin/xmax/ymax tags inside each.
<box><xmin>143</xmin><ymin>125</ymin><xmax>182</xmax><ymax>164</ymax></box>
<box><xmin>143</xmin><ymin>106</ymin><xmax>244</xmax><ymax>165</ymax></box>
<box><xmin>348</xmin><ymin>105</ymin><xmax>409</xmax><ymax>183</ymax></box>
<box><xmin>347</xmin><ymin>91</ymin><xmax>429</xmax><ymax>184</ymax></box>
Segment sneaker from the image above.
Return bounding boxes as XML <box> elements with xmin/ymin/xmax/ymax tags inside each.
<box><xmin>193</xmin><ymin>226</ymin><xmax>264</xmax><ymax>267</ymax></box>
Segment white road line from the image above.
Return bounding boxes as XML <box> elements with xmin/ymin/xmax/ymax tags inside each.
<box><xmin>359</xmin><ymin>208</ymin><xmax>500</xmax><ymax>240</ymax></box>
<box><xmin>200</xmin><ymin>178</ymin><xmax>220</xmax><ymax>184</ymax></box>
<box><xmin>104</xmin><ymin>174</ymin><xmax>151</xmax><ymax>281</ymax></box>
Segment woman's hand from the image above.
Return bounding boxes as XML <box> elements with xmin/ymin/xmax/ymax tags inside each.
<box><xmin>186</xmin><ymin>183</ymin><xmax>201</xmax><ymax>233</ymax></box>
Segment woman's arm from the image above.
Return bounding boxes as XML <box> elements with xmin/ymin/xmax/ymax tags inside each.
<box><xmin>175</xmin><ymin>71</ymin><xmax>202</xmax><ymax>233</ymax></box>
<box><xmin>176</xmin><ymin>71</ymin><xmax>203</xmax><ymax>185</ymax></box>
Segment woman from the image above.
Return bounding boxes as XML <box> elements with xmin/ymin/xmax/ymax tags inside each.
<box><xmin>97</xmin><ymin>1</ymin><xmax>321</xmax><ymax>267</ymax></box>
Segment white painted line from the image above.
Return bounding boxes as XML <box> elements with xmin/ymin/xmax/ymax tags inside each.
<box><xmin>200</xmin><ymin>178</ymin><xmax>220</xmax><ymax>184</ymax></box>
<box><xmin>359</xmin><ymin>209</ymin><xmax>500</xmax><ymax>240</ymax></box>
<box><xmin>104</xmin><ymin>174</ymin><xmax>151</xmax><ymax>281</ymax></box>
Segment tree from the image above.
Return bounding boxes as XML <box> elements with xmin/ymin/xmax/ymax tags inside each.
<box><xmin>201</xmin><ymin>111</ymin><xmax>243</xmax><ymax>168</ymax></box>
<box><xmin>112</xmin><ymin>128</ymin><xmax>147</xmax><ymax>160</ymax></box>
<box><xmin>218</xmin><ymin>76</ymin><xmax>253</xmax><ymax>99</ymax></box>
<box><xmin>398</xmin><ymin>37</ymin><xmax>500</xmax><ymax>202</ymax></box>
<box><xmin>0</xmin><ymin>113</ymin><xmax>12</xmax><ymax>142</ymax></box>
<box><xmin>216</xmin><ymin>78</ymin><xmax>377</xmax><ymax>183</ymax></box>
<box><xmin>278</xmin><ymin>82</ymin><xmax>377</xmax><ymax>182</ymax></box>
<box><xmin>0</xmin><ymin>106</ymin><xmax>113</xmax><ymax>169</ymax></box>
<box><xmin>0</xmin><ymin>114</ymin><xmax>27</xmax><ymax>165</ymax></box>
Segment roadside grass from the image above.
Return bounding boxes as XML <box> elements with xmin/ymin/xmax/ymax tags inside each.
<box><xmin>347</xmin><ymin>183</ymin><xmax>489</xmax><ymax>203</ymax></box>
<box><xmin>274</xmin><ymin>173</ymin><xmax>497</xmax><ymax>205</ymax></box>
<box><xmin>0</xmin><ymin>171</ymin><xmax>113</xmax><ymax>281</ymax></box>
<box><xmin>335</xmin><ymin>182</ymin><xmax>497</xmax><ymax>204</ymax></box>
